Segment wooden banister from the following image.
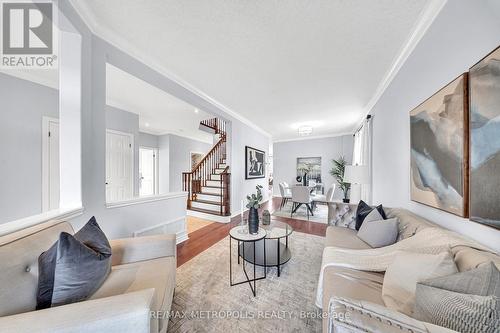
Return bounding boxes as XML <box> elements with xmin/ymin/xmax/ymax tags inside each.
<box><xmin>183</xmin><ymin>118</ymin><xmax>230</xmax><ymax>215</ymax></box>
<box><xmin>220</xmin><ymin>166</ymin><xmax>230</xmax><ymax>215</ymax></box>
<box><xmin>200</xmin><ymin>118</ymin><xmax>226</xmax><ymax>138</ymax></box>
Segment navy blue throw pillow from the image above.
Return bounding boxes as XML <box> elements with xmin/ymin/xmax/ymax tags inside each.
<box><xmin>36</xmin><ymin>216</ymin><xmax>112</xmax><ymax>309</ymax></box>
<box><xmin>355</xmin><ymin>200</ymin><xmax>386</xmax><ymax>230</ymax></box>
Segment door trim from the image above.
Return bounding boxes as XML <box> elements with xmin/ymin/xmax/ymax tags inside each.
<box><xmin>42</xmin><ymin>116</ymin><xmax>59</xmax><ymax>212</ymax></box>
<box><xmin>106</xmin><ymin>129</ymin><xmax>134</xmax><ymax>202</ymax></box>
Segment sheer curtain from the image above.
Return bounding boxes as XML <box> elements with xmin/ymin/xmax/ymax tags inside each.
<box><xmin>352</xmin><ymin>116</ymin><xmax>372</xmax><ymax>203</ymax></box>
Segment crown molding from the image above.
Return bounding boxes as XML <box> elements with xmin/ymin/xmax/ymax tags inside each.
<box><xmin>69</xmin><ymin>1</ymin><xmax>271</xmax><ymax>139</ymax></box>
<box><xmin>273</xmin><ymin>132</ymin><xmax>353</xmax><ymax>143</ymax></box>
<box><xmin>359</xmin><ymin>0</ymin><xmax>448</xmax><ymax>124</ymax></box>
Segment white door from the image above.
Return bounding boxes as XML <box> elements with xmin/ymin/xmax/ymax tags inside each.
<box><xmin>42</xmin><ymin>117</ymin><xmax>60</xmax><ymax>211</ymax></box>
<box><xmin>106</xmin><ymin>130</ymin><xmax>133</xmax><ymax>202</ymax></box>
<box><xmin>139</xmin><ymin>147</ymin><xmax>158</xmax><ymax>196</ymax></box>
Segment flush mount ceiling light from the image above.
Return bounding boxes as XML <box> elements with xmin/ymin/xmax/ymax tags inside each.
<box><xmin>194</xmin><ymin>108</ymin><xmax>199</xmax><ymax>114</ymax></box>
<box><xmin>298</xmin><ymin>125</ymin><xmax>313</xmax><ymax>136</ymax></box>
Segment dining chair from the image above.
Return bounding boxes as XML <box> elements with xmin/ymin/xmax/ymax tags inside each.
<box><xmin>312</xmin><ymin>184</ymin><xmax>336</xmax><ymax>209</ymax></box>
<box><xmin>290</xmin><ymin>186</ymin><xmax>314</xmax><ymax>219</ymax></box>
<box><xmin>282</xmin><ymin>182</ymin><xmax>292</xmax><ymax>197</ymax></box>
<box><xmin>278</xmin><ymin>182</ymin><xmax>291</xmax><ymax>210</ymax></box>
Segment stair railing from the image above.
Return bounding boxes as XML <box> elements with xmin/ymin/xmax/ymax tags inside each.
<box><xmin>220</xmin><ymin>166</ymin><xmax>231</xmax><ymax>216</ymax></box>
<box><xmin>182</xmin><ymin>119</ymin><xmax>228</xmax><ymax>211</ymax></box>
<box><xmin>200</xmin><ymin>118</ymin><xmax>226</xmax><ymax>138</ymax></box>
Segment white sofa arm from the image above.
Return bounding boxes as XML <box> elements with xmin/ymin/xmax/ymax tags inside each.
<box><xmin>328</xmin><ymin>297</ymin><xmax>457</xmax><ymax>333</ymax></box>
<box><xmin>0</xmin><ymin>289</ymin><xmax>155</xmax><ymax>333</ymax></box>
<box><xmin>110</xmin><ymin>234</ymin><xmax>176</xmax><ymax>266</ymax></box>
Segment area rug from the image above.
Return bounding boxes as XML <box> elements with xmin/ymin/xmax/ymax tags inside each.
<box><xmin>169</xmin><ymin>232</ymin><xmax>324</xmax><ymax>332</ymax></box>
<box><xmin>272</xmin><ymin>202</ymin><xmax>328</xmax><ymax>224</ymax></box>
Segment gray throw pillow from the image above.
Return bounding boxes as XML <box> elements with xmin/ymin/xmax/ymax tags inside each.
<box><xmin>414</xmin><ymin>262</ymin><xmax>500</xmax><ymax>333</ymax></box>
<box><xmin>356</xmin><ymin>217</ymin><xmax>398</xmax><ymax>248</ymax></box>
<box><xmin>37</xmin><ymin>217</ymin><xmax>112</xmax><ymax>309</ymax></box>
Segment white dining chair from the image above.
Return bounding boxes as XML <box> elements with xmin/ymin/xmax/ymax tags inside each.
<box><xmin>312</xmin><ymin>184</ymin><xmax>336</xmax><ymax>209</ymax></box>
<box><xmin>290</xmin><ymin>186</ymin><xmax>314</xmax><ymax>219</ymax></box>
<box><xmin>278</xmin><ymin>182</ymin><xmax>291</xmax><ymax>210</ymax></box>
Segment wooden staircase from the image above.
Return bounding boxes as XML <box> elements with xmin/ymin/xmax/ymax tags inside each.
<box><xmin>182</xmin><ymin>118</ymin><xmax>230</xmax><ymax>216</ymax></box>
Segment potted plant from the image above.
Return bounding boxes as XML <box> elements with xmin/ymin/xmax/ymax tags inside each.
<box><xmin>330</xmin><ymin>156</ymin><xmax>351</xmax><ymax>203</ymax></box>
<box><xmin>246</xmin><ymin>185</ymin><xmax>263</xmax><ymax>234</ymax></box>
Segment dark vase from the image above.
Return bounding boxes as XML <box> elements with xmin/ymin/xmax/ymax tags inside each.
<box><xmin>248</xmin><ymin>207</ymin><xmax>259</xmax><ymax>234</ymax></box>
<box><xmin>343</xmin><ymin>198</ymin><xmax>350</xmax><ymax>203</ymax></box>
<box><xmin>302</xmin><ymin>173</ymin><xmax>308</xmax><ymax>186</ymax></box>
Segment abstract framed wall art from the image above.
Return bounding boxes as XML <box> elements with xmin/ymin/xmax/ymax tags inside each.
<box><xmin>410</xmin><ymin>73</ymin><xmax>469</xmax><ymax>217</ymax></box>
<box><xmin>469</xmin><ymin>45</ymin><xmax>500</xmax><ymax>229</ymax></box>
<box><xmin>245</xmin><ymin>146</ymin><xmax>265</xmax><ymax>179</ymax></box>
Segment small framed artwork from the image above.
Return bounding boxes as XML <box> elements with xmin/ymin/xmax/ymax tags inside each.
<box><xmin>469</xmin><ymin>45</ymin><xmax>500</xmax><ymax>229</ymax></box>
<box><xmin>245</xmin><ymin>146</ymin><xmax>265</xmax><ymax>179</ymax></box>
<box><xmin>410</xmin><ymin>73</ymin><xmax>469</xmax><ymax>217</ymax></box>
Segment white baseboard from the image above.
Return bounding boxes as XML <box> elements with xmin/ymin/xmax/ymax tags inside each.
<box><xmin>133</xmin><ymin>216</ymin><xmax>188</xmax><ymax>244</ymax></box>
<box><xmin>187</xmin><ymin>209</ymin><xmax>231</xmax><ymax>223</ymax></box>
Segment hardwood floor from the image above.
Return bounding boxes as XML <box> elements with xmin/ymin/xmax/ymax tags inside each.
<box><xmin>176</xmin><ymin>197</ymin><xmax>327</xmax><ymax>267</ymax></box>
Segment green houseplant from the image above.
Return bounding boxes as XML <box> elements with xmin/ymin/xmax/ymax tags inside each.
<box><xmin>246</xmin><ymin>185</ymin><xmax>263</xmax><ymax>234</ymax></box>
<box><xmin>330</xmin><ymin>156</ymin><xmax>351</xmax><ymax>203</ymax></box>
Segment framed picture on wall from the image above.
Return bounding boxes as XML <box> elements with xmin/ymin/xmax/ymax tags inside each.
<box><xmin>245</xmin><ymin>146</ymin><xmax>265</xmax><ymax>179</ymax></box>
<box><xmin>296</xmin><ymin>157</ymin><xmax>322</xmax><ymax>183</ymax></box>
<box><xmin>469</xmin><ymin>45</ymin><xmax>500</xmax><ymax>229</ymax></box>
<box><xmin>409</xmin><ymin>73</ymin><xmax>469</xmax><ymax>217</ymax></box>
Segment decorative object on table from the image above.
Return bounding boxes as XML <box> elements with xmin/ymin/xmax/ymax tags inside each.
<box><xmin>246</xmin><ymin>185</ymin><xmax>263</xmax><ymax>234</ymax></box>
<box><xmin>410</xmin><ymin>73</ymin><xmax>469</xmax><ymax>217</ymax></box>
<box><xmin>469</xmin><ymin>45</ymin><xmax>500</xmax><ymax>229</ymax></box>
<box><xmin>262</xmin><ymin>209</ymin><xmax>271</xmax><ymax>225</ymax></box>
<box><xmin>297</xmin><ymin>157</ymin><xmax>321</xmax><ymax>187</ymax></box>
<box><xmin>330</xmin><ymin>156</ymin><xmax>351</xmax><ymax>203</ymax></box>
<box><xmin>343</xmin><ymin>165</ymin><xmax>369</xmax><ymax>203</ymax></box>
<box><xmin>245</xmin><ymin>146</ymin><xmax>265</xmax><ymax>179</ymax></box>
<box><xmin>295</xmin><ymin>175</ymin><xmax>302</xmax><ymax>183</ymax></box>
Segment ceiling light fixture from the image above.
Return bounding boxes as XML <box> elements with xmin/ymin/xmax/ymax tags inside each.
<box><xmin>194</xmin><ymin>108</ymin><xmax>199</xmax><ymax>114</ymax></box>
<box><xmin>145</xmin><ymin>122</ymin><xmax>150</xmax><ymax>127</ymax></box>
<box><xmin>298</xmin><ymin>125</ymin><xmax>313</xmax><ymax>136</ymax></box>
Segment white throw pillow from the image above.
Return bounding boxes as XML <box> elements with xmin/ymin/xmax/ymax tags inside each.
<box><xmin>357</xmin><ymin>218</ymin><xmax>399</xmax><ymax>248</ymax></box>
<box><xmin>363</xmin><ymin>208</ymin><xmax>384</xmax><ymax>223</ymax></box>
<box><xmin>382</xmin><ymin>250</ymin><xmax>458</xmax><ymax>316</ymax></box>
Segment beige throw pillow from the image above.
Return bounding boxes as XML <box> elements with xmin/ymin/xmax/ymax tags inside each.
<box><xmin>382</xmin><ymin>250</ymin><xmax>458</xmax><ymax>316</ymax></box>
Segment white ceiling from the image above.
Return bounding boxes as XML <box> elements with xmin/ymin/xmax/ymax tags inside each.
<box><xmin>72</xmin><ymin>1</ymin><xmax>441</xmax><ymax>140</ymax></box>
<box><xmin>106</xmin><ymin>64</ymin><xmax>213</xmax><ymax>143</ymax></box>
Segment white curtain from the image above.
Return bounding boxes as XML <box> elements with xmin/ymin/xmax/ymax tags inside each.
<box><xmin>352</xmin><ymin>117</ymin><xmax>372</xmax><ymax>203</ymax></box>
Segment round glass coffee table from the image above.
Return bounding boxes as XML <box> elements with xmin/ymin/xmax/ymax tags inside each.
<box><xmin>229</xmin><ymin>226</ymin><xmax>267</xmax><ymax>296</ymax></box>
<box><xmin>238</xmin><ymin>220</ymin><xmax>293</xmax><ymax>277</ymax></box>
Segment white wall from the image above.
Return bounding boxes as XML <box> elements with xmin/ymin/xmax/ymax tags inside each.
<box><xmin>0</xmin><ymin>73</ymin><xmax>59</xmax><ymax>223</ymax></box>
<box><xmin>273</xmin><ymin>135</ymin><xmax>354</xmax><ymax>199</ymax></box>
<box><xmin>167</xmin><ymin>134</ymin><xmax>211</xmax><ymax>192</ymax></box>
<box><xmin>228</xmin><ymin>120</ymin><xmax>272</xmax><ymax>216</ymax></box>
<box><xmin>54</xmin><ymin>2</ymin><xmax>188</xmax><ymax>240</ymax></box>
<box><xmin>370</xmin><ymin>0</ymin><xmax>500</xmax><ymax>251</ymax></box>
<box><xmin>139</xmin><ymin>132</ymin><xmax>159</xmax><ymax>148</ymax></box>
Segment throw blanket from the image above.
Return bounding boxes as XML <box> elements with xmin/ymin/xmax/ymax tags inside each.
<box><xmin>316</xmin><ymin>227</ymin><xmax>490</xmax><ymax>308</ymax></box>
